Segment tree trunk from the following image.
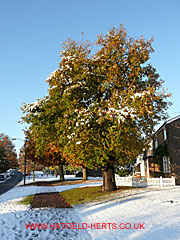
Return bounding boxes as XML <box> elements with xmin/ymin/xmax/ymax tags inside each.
<box><xmin>102</xmin><ymin>166</ymin><xmax>117</xmax><ymax>192</ymax></box>
<box><xmin>33</xmin><ymin>170</ymin><xmax>35</xmax><ymax>181</ymax></box>
<box><xmin>83</xmin><ymin>167</ymin><xmax>87</xmax><ymax>181</ymax></box>
<box><xmin>58</xmin><ymin>164</ymin><xmax>64</xmax><ymax>181</ymax></box>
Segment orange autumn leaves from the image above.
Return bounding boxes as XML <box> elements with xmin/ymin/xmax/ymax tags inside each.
<box><xmin>21</xmin><ymin>25</ymin><xmax>170</xmax><ymax>172</ymax></box>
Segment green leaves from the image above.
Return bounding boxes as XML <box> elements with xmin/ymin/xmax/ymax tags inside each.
<box><xmin>21</xmin><ymin>25</ymin><xmax>170</xmax><ymax>171</ymax></box>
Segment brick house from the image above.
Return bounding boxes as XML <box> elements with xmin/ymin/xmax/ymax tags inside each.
<box><xmin>143</xmin><ymin>115</ymin><xmax>180</xmax><ymax>184</ymax></box>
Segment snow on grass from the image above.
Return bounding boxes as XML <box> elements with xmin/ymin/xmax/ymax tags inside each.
<box><xmin>1</xmin><ymin>174</ymin><xmax>180</xmax><ymax>239</ymax></box>
<box><xmin>17</xmin><ymin>171</ymin><xmax>102</xmax><ymax>186</ymax></box>
<box><xmin>0</xmin><ymin>198</ymin><xmax>91</xmax><ymax>240</ymax></box>
<box><xmin>0</xmin><ymin>182</ymin><xmax>102</xmax><ymax>204</ymax></box>
<box><xmin>77</xmin><ymin>186</ymin><xmax>180</xmax><ymax>240</ymax></box>
<box><xmin>0</xmin><ymin>182</ymin><xmax>101</xmax><ymax>239</ymax></box>
<box><xmin>17</xmin><ymin>171</ymin><xmax>82</xmax><ymax>186</ymax></box>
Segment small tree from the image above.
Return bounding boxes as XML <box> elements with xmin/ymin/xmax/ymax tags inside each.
<box><xmin>0</xmin><ymin>133</ymin><xmax>18</xmax><ymax>172</ymax></box>
<box><xmin>21</xmin><ymin>98</ymin><xmax>67</xmax><ymax>181</ymax></box>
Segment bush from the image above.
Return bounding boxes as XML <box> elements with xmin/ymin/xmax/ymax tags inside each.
<box><xmin>117</xmin><ymin>168</ymin><xmax>129</xmax><ymax>177</ymax></box>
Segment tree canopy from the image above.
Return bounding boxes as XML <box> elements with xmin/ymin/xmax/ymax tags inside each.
<box><xmin>0</xmin><ymin>133</ymin><xmax>18</xmax><ymax>172</ymax></box>
<box><xmin>21</xmin><ymin>25</ymin><xmax>170</xmax><ymax>191</ymax></box>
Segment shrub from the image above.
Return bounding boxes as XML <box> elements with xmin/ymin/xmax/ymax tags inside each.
<box><xmin>117</xmin><ymin>168</ymin><xmax>129</xmax><ymax>177</ymax></box>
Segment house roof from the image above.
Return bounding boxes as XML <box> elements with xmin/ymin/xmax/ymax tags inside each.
<box><xmin>154</xmin><ymin>115</ymin><xmax>180</xmax><ymax>135</ymax></box>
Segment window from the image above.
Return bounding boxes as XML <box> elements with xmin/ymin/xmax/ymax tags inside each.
<box><xmin>163</xmin><ymin>156</ymin><xmax>171</xmax><ymax>173</ymax></box>
<box><xmin>164</xmin><ymin>128</ymin><xmax>167</xmax><ymax>141</ymax></box>
<box><xmin>150</xmin><ymin>140</ymin><xmax>153</xmax><ymax>149</ymax></box>
<box><xmin>154</xmin><ymin>138</ymin><xmax>158</xmax><ymax>149</ymax></box>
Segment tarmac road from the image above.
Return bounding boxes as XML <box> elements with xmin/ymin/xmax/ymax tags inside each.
<box><xmin>0</xmin><ymin>170</ymin><xmax>23</xmax><ymax>195</ymax></box>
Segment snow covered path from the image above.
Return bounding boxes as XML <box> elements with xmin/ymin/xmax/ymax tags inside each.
<box><xmin>0</xmin><ymin>183</ymin><xmax>180</xmax><ymax>239</ymax></box>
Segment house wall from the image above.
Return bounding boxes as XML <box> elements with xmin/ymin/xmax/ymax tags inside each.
<box><xmin>156</xmin><ymin>129</ymin><xmax>166</xmax><ymax>146</ymax></box>
<box><xmin>144</xmin><ymin>157</ymin><xmax>161</xmax><ymax>178</ymax></box>
<box><xmin>144</xmin><ymin>117</ymin><xmax>180</xmax><ymax>183</ymax></box>
<box><xmin>144</xmin><ymin>134</ymin><xmax>164</xmax><ymax>178</ymax></box>
<box><xmin>167</xmin><ymin>118</ymin><xmax>180</xmax><ymax>184</ymax></box>
<box><xmin>150</xmin><ymin>127</ymin><xmax>171</xmax><ymax>178</ymax></box>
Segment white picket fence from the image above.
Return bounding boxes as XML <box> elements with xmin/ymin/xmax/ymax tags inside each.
<box><xmin>115</xmin><ymin>174</ymin><xmax>175</xmax><ymax>187</ymax></box>
<box><xmin>115</xmin><ymin>175</ymin><xmax>133</xmax><ymax>187</ymax></box>
<box><xmin>147</xmin><ymin>176</ymin><xmax>175</xmax><ymax>187</ymax></box>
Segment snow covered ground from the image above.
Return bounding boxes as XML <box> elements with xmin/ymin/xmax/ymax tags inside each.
<box><xmin>77</xmin><ymin>187</ymin><xmax>180</xmax><ymax>240</ymax></box>
<box><xmin>18</xmin><ymin>171</ymin><xmax>82</xmax><ymax>185</ymax></box>
<box><xmin>1</xmin><ymin>172</ymin><xmax>180</xmax><ymax>239</ymax></box>
<box><xmin>0</xmin><ymin>182</ymin><xmax>102</xmax><ymax>240</ymax></box>
<box><xmin>18</xmin><ymin>171</ymin><xmax>102</xmax><ymax>186</ymax></box>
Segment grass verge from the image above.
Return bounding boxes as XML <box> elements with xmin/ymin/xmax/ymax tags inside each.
<box><xmin>18</xmin><ymin>195</ymin><xmax>34</xmax><ymax>205</ymax></box>
<box><xmin>61</xmin><ymin>186</ymin><xmax>133</xmax><ymax>205</ymax></box>
<box><xmin>18</xmin><ymin>186</ymin><xmax>134</xmax><ymax>207</ymax></box>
